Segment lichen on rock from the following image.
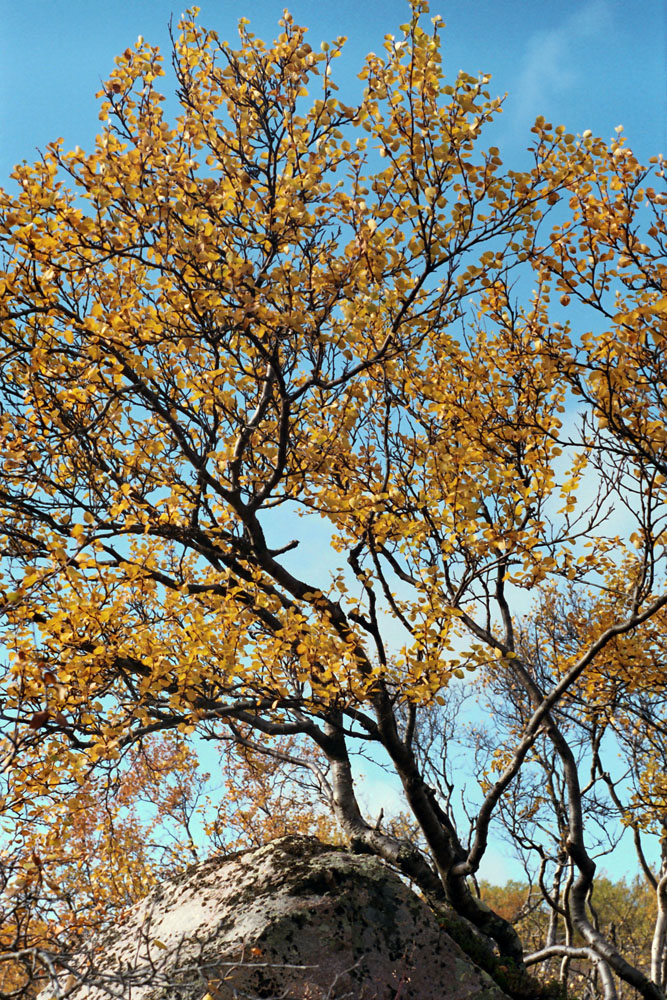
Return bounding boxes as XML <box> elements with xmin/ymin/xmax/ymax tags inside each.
<box><xmin>38</xmin><ymin>835</ymin><xmax>512</xmax><ymax>1000</ymax></box>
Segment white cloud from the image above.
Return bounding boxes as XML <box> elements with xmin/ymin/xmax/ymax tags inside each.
<box><xmin>512</xmin><ymin>0</ymin><xmax>613</xmax><ymax>126</ymax></box>
<box><xmin>352</xmin><ymin>757</ymin><xmax>407</xmax><ymax>819</ymax></box>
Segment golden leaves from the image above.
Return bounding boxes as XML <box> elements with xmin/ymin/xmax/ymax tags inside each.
<box><xmin>28</xmin><ymin>710</ymin><xmax>50</xmax><ymax>731</ymax></box>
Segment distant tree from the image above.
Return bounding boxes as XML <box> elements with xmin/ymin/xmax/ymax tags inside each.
<box><xmin>481</xmin><ymin>874</ymin><xmax>657</xmax><ymax>1000</ymax></box>
<box><xmin>0</xmin><ymin>2</ymin><xmax>666</xmax><ymax>998</ymax></box>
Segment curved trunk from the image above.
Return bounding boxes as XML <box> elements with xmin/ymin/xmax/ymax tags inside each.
<box><xmin>369</xmin><ymin>695</ymin><xmax>526</xmax><ymax>964</ymax></box>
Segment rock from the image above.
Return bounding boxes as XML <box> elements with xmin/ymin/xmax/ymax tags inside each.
<box><xmin>39</xmin><ymin>836</ymin><xmax>512</xmax><ymax>999</ymax></box>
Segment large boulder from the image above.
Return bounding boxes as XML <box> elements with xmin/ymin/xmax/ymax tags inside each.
<box><xmin>40</xmin><ymin>836</ymin><xmax>512</xmax><ymax>999</ymax></box>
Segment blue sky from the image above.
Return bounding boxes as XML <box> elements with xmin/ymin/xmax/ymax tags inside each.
<box><xmin>1</xmin><ymin>0</ymin><xmax>665</xmax><ymax>182</ymax></box>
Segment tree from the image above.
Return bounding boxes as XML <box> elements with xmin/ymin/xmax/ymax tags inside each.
<box><xmin>481</xmin><ymin>874</ymin><xmax>658</xmax><ymax>1000</ymax></box>
<box><xmin>0</xmin><ymin>2</ymin><xmax>666</xmax><ymax>997</ymax></box>
<box><xmin>473</xmin><ymin>583</ymin><xmax>667</xmax><ymax>998</ymax></box>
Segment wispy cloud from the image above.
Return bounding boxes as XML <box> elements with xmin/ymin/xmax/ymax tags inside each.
<box><xmin>511</xmin><ymin>0</ymin><xmax>614</xmax><ymax>127</ymax></box>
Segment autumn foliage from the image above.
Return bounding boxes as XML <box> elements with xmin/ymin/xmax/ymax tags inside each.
<box><xmin>1</xmin><ymin>2</ymin><xmax>666</xmax><ymax>998</ymax></box>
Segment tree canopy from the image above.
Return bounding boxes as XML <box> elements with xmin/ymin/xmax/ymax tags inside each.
<box><xmin>1</xmin><ymin>3</ymin><xmax>666</xmax><ymax>998</ymax></box>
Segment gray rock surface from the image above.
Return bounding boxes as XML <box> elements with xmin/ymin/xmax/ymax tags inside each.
<box><xmin>39</xmin><ymin>836</ymin><xmax>512</xmax><ymax>999</ymax></box>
